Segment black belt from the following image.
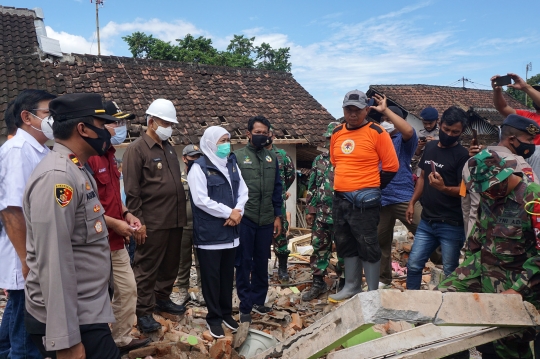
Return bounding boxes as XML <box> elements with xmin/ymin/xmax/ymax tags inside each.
<box><xmin>426</xmin><ymin>219</ymin><xmax>462</xmax><ymax>227</ymax></box>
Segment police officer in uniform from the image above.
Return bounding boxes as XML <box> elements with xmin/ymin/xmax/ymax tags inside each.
<box><xmin>23</xmin><ymin>93</ymin><xmax>120</xmax><ymax>359</ymax></box>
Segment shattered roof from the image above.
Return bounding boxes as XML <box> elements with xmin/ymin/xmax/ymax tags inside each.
<box><xmin>369</xmin><ymin>84</ymin><xmax>530</xmax><ymax>126</ymax></box>
<box><xmin>0</xmin><ymin>6</ymin><xmax>335</xmax><ymax>145</ymax></box>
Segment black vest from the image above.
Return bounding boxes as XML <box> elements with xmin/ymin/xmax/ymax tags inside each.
<box><xmin>190</xmin><ymin>154</ymin><xmax>240</xmax><ymax>246</ymax></box>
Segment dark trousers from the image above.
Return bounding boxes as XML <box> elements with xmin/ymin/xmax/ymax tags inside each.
<box><xmin>133</xmin><ymin>227</ymin><xmax>183</xmax><ymax>317</ymax></box>
<box><xmin>0</xmin><ymin>290</ymin><xmax>41</xmax><ymax>359</ymax></box>
<box><xmin>235</xmin><ymin>217</ymin><xmax>273</xmax><ymax>314</ymax></box>
<box><xmin>196</xmin><ymin>247</ymin><xmax>236</xmax><ymax>326</ymax></box>
<box><xmin>333</xmin><ymin>196</ymin><xmax>381</xmax><ymax>262</ymax></box>
<box><xmin>25</xmin><ymin>310</ymin><xmax>119</xmax><ymax>359</ymax></box>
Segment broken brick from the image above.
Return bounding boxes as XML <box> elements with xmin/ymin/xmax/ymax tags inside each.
<box><xmin>128</xmin><ymin>345</ymin><xmax>156</xmax><ymax>359</ymax></box>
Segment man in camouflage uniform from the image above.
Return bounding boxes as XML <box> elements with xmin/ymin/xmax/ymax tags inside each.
<box><xmin>439</xmin><ymin>149</ymin><xmax>540</xmax><ymax>359</ymax></box>
<box><xmin>302</xmin><ymin>122</ymin><xmax>345</xmax><ymax>301</ymax></box>
<box><xmin>266</xmin><ymin>130</ymin><xmax>296</xmax><ymax>283</ymax></box>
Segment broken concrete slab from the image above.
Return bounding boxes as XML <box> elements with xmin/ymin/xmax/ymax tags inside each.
<box><xmin>523</xmin><ymin>301</ymin><xmax>540</xmax><ymax>325</ymax></box>
<box><xmin>434</xmin><ymin>292</ymin><xmax>534</xmax><ymax>327</ymax></box>
<box><xmin>327</xmin><ymin>324</ymin><xmax>482</xmax><ymax>358</ymax></box>
<box><xmin>252</xmin><ymin>290</ymin><xmax>443</xmax><ymax>359</ymax></box>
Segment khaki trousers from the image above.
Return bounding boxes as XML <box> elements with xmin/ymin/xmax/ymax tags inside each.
<box><xmin>133</xmin><ymin>227</ymin><xmax>183</xmax><ymax>317</ymax></box>
<box><xmin>111</xmin><ymin>248</ymin><xmax>137</xmax><ymax>346</ymax></box>
<box><xmin>177</xmin><ymin>228</ymin><xmax>201</xmax><ymax>288</ymax></box>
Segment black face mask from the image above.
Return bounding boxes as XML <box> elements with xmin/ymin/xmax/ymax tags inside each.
<box><xmin>439</xmin><ymin>130</ymin><xmax>460</xmax><ymax>147</ymax></box>
<box><xmin>83</xmin><ymin>122</ymin><xmax>112</xmax><ymax>156</ymax></box>
<box><xmin>533</xmin><ymin>102</ymin><xmax>540</xmax><ymax>111</ymax></box>
<box><xmin>187</xmin><ymin>159</ymin><xmax>195</xmax><ymax>167</ymax></box>
<box><xmin>250</xmin><ymin>134</ymin><xmax>270</xmax><ymax>149</ymax></box>
<box><xmin>511</xmin><ymin>138</ymin><xmax>536</xmax><ymax>159</ymax></box>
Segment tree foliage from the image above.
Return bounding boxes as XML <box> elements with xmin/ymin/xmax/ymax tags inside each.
<box><xmin>122</xmin><ymin>32</ymin><xmax>291</xmax><ymax>72</ymax></box>
<box><xmin>506</xmin><ymin>73</ymin><xmax>540</xmax><ymax>108</ymax></box>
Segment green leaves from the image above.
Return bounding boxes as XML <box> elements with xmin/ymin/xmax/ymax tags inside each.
<box><xmin>506</xmin><ymin>73</ymin><xmax>540</xmax><ymax>108</ymax></box>
<box><xmin>122</xmin><ymin>32</ymin><xmax>292</xmax><ymax>72</ymax></box>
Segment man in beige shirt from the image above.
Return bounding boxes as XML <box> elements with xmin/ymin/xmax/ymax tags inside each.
<box><xmin>23</xmin><ymin>93</ymin><xmax>119</xmax><ymax>359</ymax></box>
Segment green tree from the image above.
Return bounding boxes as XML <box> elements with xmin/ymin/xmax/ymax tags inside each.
<box><xmin>506</xmin><ymin>73</ymin><xmax>540</xmax><ymax>108</ymax></box>
<box><xmin>122</xmin><ymin>32</ymin><xmax>292</xmax><ymax>72</ymax></box>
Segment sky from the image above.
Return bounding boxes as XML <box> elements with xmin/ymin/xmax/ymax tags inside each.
<box><xmin>9</xmin><ymin>0</ymin><xmax>540</xmax><ymax>117</ymax></box>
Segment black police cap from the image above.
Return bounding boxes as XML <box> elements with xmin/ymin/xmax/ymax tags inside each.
<box><xmin>502</xmin><ymin>114</ymin><xmax>540</xmax><ymax>136</ymax></box>
<box><xmin>49</xmin><ymin>93</ymin><xmax>118</xmax><ymax>123</ymax></box>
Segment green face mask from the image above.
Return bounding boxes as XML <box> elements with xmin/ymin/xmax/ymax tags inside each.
<box><xmin>216</xmin><ymin>142</ymin><xmax>231</xmax><ymax>158</ymax></box>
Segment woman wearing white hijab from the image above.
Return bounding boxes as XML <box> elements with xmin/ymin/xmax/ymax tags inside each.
<box><xmin>187</xmin><ymin>126</ymin><xmax>249</xmax><ymax>338</ymax></box>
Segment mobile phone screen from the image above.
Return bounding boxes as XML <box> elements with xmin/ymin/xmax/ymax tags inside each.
<box><xmin>493</xmin><ymin>75</ymin><xmax>512</xmax><ymax>87</ymax></box>
<box><xmin>430</xmin><ymin>160</ymin><xmax>437</xmax><ymax>173</ymax></box>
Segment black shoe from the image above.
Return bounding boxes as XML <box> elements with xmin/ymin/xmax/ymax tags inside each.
<box><xmin>252</xmin><ymin>304</ymin><xmax>272</xmax><ymax>315</ymax></box>
<box><xmin>207</xmin><ymin>323</ymin><xmax>225</xmax><ymax>338</ymax></box>
<box><xmin>137</xmin><ymin>315</ymin><xmax>161</xmax><ymax>333</ymax></box>
<box><xmin>156</xmin><ymin>299</ymin><xmax>186</xmax><ymax>315</ymax></box>
<box><xmin>302</xmin><ymin>275</ymin><xmax>328</xmax><ymax>301</ymax></box>
<box><xmin>239</xmin><ymin>312</ymin><xmax>252</xmax><ymax>324</ymax></box>
<box><xmin>338</xmin><ymin>277</ymin><xmax>345</xmax><ymax>292</ymax></box>
<box><xmin>118</xmin><ymin>338</ymin><xmax>151</xmax><ymax>354</ymax></box>
<box><xmin>223</xmin><ymin>316</ymin><xmax>239</xmax><ymax>332</ymax></box>
<box><xmin>277</xmin><ymin>253</ymin><xmax>290</xmax><ymax>284</ymax></box>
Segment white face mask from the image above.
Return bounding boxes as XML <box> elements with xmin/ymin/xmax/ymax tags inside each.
<box><xmin>154</xmin><ymin>123</ymin><xmax>173</xmax><ymax>141</ymax></box>
<box><xmin>29</xmin><ymin>112</ymin><xmax>54</xmax><ymax>140</ymax></box>
<box><xmin>381</xmin><ymin>121</ymin><xmax>395</xmax><ymax>133</ymax></box>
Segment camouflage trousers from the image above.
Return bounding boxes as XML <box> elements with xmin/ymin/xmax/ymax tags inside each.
<box><xmin>438</xmin><ymin>252</ymin><xmax>537</xmax><ymax>359</ymax></box>
<box><xmin>274</xmin><ymin>207</ymin><xmax>290</xmax><ymax>255</ymax></box>
<box><xmin>310</xmin><ymin>220</ymin><xmax>344</xmax><ymax>277</ymax></box>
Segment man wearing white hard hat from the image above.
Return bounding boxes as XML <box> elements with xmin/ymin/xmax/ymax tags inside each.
<box><xmin>123</xmin><ymin>99</ymin><xmax>187</xmax><ymax>333</ymax></box>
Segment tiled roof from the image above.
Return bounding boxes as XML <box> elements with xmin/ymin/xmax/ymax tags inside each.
<box><xmin>369</xmin><ymin>84</ymin><xmax>529</xmax><ymax>126</ymax></box>
<box><xmin>0</xmin><ymin>7</ymin><xmax>335</xmax><ymax>145</ymax></box>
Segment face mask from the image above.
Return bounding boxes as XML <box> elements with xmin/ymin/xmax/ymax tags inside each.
<box><xmin>511</xmin><ymin>138</ymin><xmax>536</xmax><ymax>159</ymax></box>
<box><xmin>216</xmin><ymin>143</ymin><xmax>231</xmax><ymax>159</ymax></box>
<box><xmin>153</xmin><ymin>122</ymin><xmax>173</xmax><ymax>141</ymax></box>
<box><xmin>533</xmin><ymin>102</ymin><xmax>540</xmax><ymax>111</ymax></box>
<box><xmin>381</xmin><ymin>121</ymin><xmax>395</xmax><ymax>133</ymax></box>
<box><xmin>187</xmin><ymin>159</ymin><xmax>195</xmax><ymax>168</ymax></box>
<box><xmin>29</xmin><ymin>112</ymin><xmax>55</xmax><ymax>140</ymax></box>
<box><xmin>482</xmin><ymin>180</ymin><xmax>509</xmax><ymax>200</ymax></box>
<box><xmin>438</xmin><ymin>130</ymin><xmax>460</xmax><ymax>147</ymax></box>
<box><xmin>110</xmin><ymin>125</ymin><xmax>127</xmax><ymax>145</ymax></box>
<box><xmin>250</xmin><ymin>134</ymin><xmax>270</xmax><ymax>149</ymax></box>
<box><xmin>83</xmin><ymin>122</ymin><xmax>112</xmax><ymax>156</ymax></box>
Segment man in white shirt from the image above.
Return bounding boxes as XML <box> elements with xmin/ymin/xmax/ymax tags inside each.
<box><xmin>0</xmin><ymin>89</ymin><xmax>56</xmax><ymax>359</ymax></box>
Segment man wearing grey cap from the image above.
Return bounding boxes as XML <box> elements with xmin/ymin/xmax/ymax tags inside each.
<box><xmin>174</xmin><ymin>144</ymin><xmax>204</xmax><ymax>306</ymax></box>
<box><xmin>329</xmin><ymin>90</ymin><xmax>399</xmax><ymax>302</ymax></box>
<box><xmin>23</xmin><ymin>93</ymin><xmax>120</xmax><ymax>358</ymax></box>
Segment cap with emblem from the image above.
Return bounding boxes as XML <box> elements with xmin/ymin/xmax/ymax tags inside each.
<box><xmin>466</xmin><ymin>149</ymin><xmax>517</xmax><ymax>193</ymax></box>
<box><xmin>103</xmin><ymin>100</ymin><xmax>135</xmax><ymax>120</ymax></box>
<box><xmin>420</xmin><ymin>107</ymin><xmax>438</xmax><ymax>122</ymax></box>
<box><xmin>323</xmin><ymin>122</ymin><xmax>341</xmax><ymax>137</ymax></box>
<box><xmin>183</xmin><ymin>144</ymin><xmax>204</xmax><ymax>156</ymax></box>
<box><xmin>49</xmin><ymin>93</ymin><xmax>118</xmax><ymax>123</ymax></box>
<box><xmin>502</xmin><ymin>114</ymin><xmax>540</xmax><ymax>135</ymax></box>
<box><xmin>342</xmin><ymin>90</ymin><xmax>368</xmax><ymax>109</ymax></box>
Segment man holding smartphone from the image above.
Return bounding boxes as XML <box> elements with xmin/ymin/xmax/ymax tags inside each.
<box><xmin>405</xmin><ymin>106</ymin><xmax>469</xmax><ymax>290</ymax></box>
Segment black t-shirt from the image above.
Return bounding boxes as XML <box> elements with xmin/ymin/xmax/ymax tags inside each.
<box><xmin>419</xmin><ymin>140</ymin><xmax>469</xmax><ymax>223</ymax></box>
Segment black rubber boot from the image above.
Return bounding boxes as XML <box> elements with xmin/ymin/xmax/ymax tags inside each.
<box><xmin>337</xmin><ymin>277</ymin><xmax>345</xmax><ymax>292</ymax></box>
<box><xmin>302</xmin><ymin>275</ymin><xmax>328</xmax><ymax>301</ymax></box>
<box><xmin>277</xmin><ymin>253</ymin><xmax>290</xmax><ymax>284</ymax></box>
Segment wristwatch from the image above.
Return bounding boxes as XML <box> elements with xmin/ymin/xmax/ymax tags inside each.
<box><xmin>122</xmin><ymin>210</ymin><xmax>131</xmax><ymax>219</ymax></box>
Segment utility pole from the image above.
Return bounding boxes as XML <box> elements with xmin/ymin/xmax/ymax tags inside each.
<box><xmin>91</xmin><ymin>0</ymin><xmax>104</xmax><ymax>55</ymax></box>
<box><xmin>525</xmin><ymin>62</ymin><xmax>532</xmax><ymax>106</ymax></box>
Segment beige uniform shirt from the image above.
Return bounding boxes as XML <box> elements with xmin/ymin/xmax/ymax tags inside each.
<box><xmin>24</xmin><ymin>143</ymin><xmax>114</xmax><ymax>351</ymax></box>
<box><xmin>182</xmin><ymin>171</ymin><xmax>193</xmax><ymax>230</ymax></box>
<box><xmin>461</xmin><ymin>145</ymin><xmax>538</xmax><ymax>237</ymax></box>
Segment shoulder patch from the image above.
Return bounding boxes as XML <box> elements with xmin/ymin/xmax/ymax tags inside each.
<box><xmin>68</xmin><ymin>154</ymin><xmax>83</xmax><ymax>168</ymax></box>
<box><xmin>369</xmin><ymin>123</ymin><xmax>383</xmax><ymax>134</ymax></box>
<box><xmin>332</xmin><ymin>124</ymin><xmax>344</xmax><ymax>134</ymax></box>
<box><xmin>55</xmin><ymin>184</ymin><xmax>74</xmax><ymax>207</ymax></box>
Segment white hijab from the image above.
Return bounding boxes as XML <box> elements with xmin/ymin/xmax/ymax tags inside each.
<box><xmin>200</xmin><ymin>126</ymin><xmax>231</xmax><ymax>175</ymax></box>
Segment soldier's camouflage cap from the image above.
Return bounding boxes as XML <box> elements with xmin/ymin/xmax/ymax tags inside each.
<box><xmin>467</xmin><ymin>149</ymin><xmax>517</xmax><ymax>193</ymax></box>
<box><xmin>324</xmin><ymin>122</ymin><xmax>341</xmax><ymax>137</ymax></box>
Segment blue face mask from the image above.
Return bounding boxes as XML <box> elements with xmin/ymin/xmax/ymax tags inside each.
<box><xmin>110</xmin><ymin>125</ymin><xmax>127</xmax><ymax>145</ymax></box>
<box><xmin>216</xmin><ymin>142</ymin><xmax>231</xmax><ymax>158</ymax></box>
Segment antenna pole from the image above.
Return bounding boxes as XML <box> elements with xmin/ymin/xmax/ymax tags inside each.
<box><xmin>95</xmin><ymin>0</ymin><xmax>101</xmax><ymax>55</ymax></box>
<box><xmin>525</xmin><ymin>62</ymin><xmax>532</xmax><ymax>106</ymax></box>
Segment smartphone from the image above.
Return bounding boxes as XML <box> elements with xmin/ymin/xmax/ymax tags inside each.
<box><xmin>471</xmin><ymin>129</ymin><xmax>478</xmax><ymax>146</ymax></box>
<box><xmin>419</xmin><ymin>136</ymin><xmax>427</xmax><ymax>142</ymax></box>
<box><xmin>430</xmin><ymin>160</ymin><xmax>437</xmax><ymax>173</ymax></box>
<box><xmin>493</xmin><ymin>75</ymin><xmax>512</xmax><ymax>87</ymax></box>
<box><xmin>367</xmin><ymin>98</ymin><xmax>376</xmax><ymax>107</ymax></box>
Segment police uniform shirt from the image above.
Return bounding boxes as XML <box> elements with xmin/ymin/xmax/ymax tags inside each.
<box><xmin>24</xmin><ymin>143</ymin><xmax>114</xmax><ymax>352</ymax></box>
<box><xmin>0</xmin><ymin>129</ymin><xmax>49</xmax><ymax>290</ymax></box>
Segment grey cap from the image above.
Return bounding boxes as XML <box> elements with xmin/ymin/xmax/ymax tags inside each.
<box><xmin>182</xmin><ymin>144</ymin><xmax>203</xmax><ymax>156</ymax></box>
<box><xmin>342</xmin><ymin>90</ymin><xmax>368</xmax><ymax>109</ymax></box>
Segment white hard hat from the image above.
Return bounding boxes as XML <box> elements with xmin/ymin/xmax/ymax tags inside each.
<box><xmin>146</xmin><ymin>99</ymin><xmax>178</xmax><ymax>123</ymax></box>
